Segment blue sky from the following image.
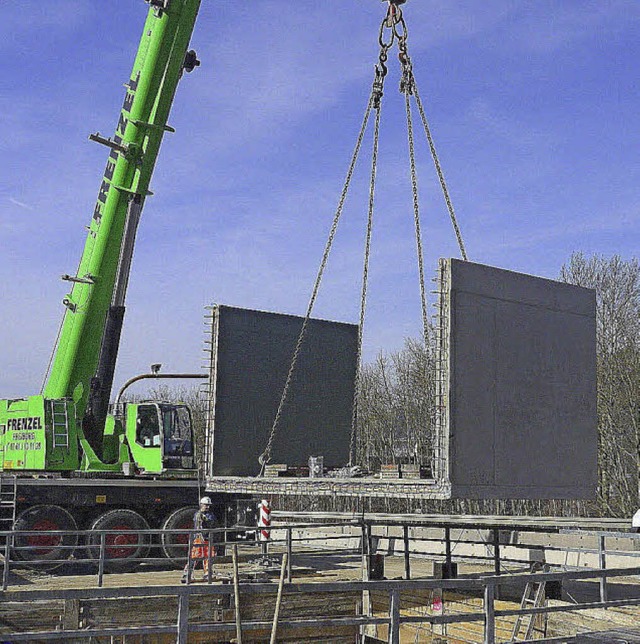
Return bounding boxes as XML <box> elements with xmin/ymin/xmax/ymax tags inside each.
<box><xmin>1</xmin><ymin>1</ymin><xmax>638</xmax><ymax>398</ymax></box>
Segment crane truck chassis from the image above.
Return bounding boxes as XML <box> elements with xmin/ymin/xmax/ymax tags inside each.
<box><xmin>0</xmin><ymin>1</ymin><xmax>255</xmax><ymax>570</ymax></box>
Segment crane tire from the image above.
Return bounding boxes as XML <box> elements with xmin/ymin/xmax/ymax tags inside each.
<box><xmin>88</xmin><ymin>509</ymin><xmax>151</xmax><ymax>572</ymax></box>
<box><xmin>13</xmin><ymin>505</ymin><xmax>78</xmax><ymax>570</ymax></box>
<box><xmin>161</xmin><ymin>506</ymin><xmax>200</xmax><ymax>566</ymax></box>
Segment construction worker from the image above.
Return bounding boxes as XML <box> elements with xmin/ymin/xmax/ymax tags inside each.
<box><xmin>181</xmin><ymin>496</ymin><xmax>216</xmax><ymax>582</ymax></box>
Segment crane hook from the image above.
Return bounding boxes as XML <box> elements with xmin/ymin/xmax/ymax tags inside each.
<box><xmin>382</xmin><ymin>0</ymin><xmax>406</xmax><ymax>28</ymax></box>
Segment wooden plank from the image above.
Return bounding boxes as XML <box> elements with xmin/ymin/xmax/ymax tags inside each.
<box><xmin>270</xmin><ymin>553</ymin><xmax>288</xmax><ymax>644</ymax></box>
<box><xmin>177</xmin><ymin>593</ymin><xmax>190</xmax><ymax>644</ymax></box>
<box><xmin>232</xmin><ymin>544</ymin><xmax>243</xmax><ymax>644</ymax></box>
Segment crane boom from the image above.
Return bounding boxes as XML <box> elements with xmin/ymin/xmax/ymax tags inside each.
<box><xmin>43</xmin><ymin>0</ymin><xmax>201</xmax><ymax>453</ymax></box>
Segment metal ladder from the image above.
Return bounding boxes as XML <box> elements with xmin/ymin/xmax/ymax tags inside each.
<box><xmin>0</xmin><ymin>475</ymin><xmax>17</xmax><ymax>534</ymax></box>
<box><xmin>510</xmin><ymin>564</ymin><xmax>549</xmax><ymax>642</ymax></box>
<box><xmin>50</xmin><ymin>400</ymin><xmax>70</xmax><ymax>448</ymax></box>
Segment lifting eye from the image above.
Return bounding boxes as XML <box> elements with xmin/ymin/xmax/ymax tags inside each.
<box><xmin>62</xmin><ymin>298</ymin><xmax>77</xmax><ymax>313</ymax></box>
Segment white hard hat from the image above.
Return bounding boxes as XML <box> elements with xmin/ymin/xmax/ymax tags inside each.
<box><xmin>200</xmin><ymin>496</ymin><xmax>212</xmax><ymax>505</ymax></box>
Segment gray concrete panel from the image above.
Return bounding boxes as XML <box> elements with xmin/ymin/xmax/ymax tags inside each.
<box><xmin>207</xmin><ymin>306</ymin><xmax>358</xmax><ymax>477</ymax></box>
<box><xmin>444</xmin><ymin>259</ymin><xmax>597</xmax><ymax>499</ymax></box>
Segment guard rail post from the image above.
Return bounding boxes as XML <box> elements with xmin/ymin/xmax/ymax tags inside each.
<box><xmin>177</xmin><ymin>590</ymin><xmax>190</xmax><ymax>644</ymax></box>
<box><xmin>599</xmin><ymin>535</ymin><xmax>608</xmax><ymax>604</ymax></box>
<box><xmin>97</xmin><ymin>531</ymin><xmax>106</xmax><ymax>587</ymax></box>
<box><xmin>445</xmin><ymin>526</ymin><xmax>453</xmax><ymax>573</ymax></box>
<box><xmin>207</xmin><ymin>529</ymin><xmax>213</xmax><ymax>584</ymax></box>
<box><xmin>286</xmin><ymin>527</ymin><xmax>292</xmax><ymax>582</ymax></box>
<box><xmin>492</xmin><ymin>530</ymin><xmax>501</xmax><ymax>575</ymax></box>
<box><xmin>361</xmin><ymin>523</ymin><xmax>368</xmax><ymax>580</ymax></box>
<box><xmin>484</xmin><ymin>580</ymin><xmax>496</xmax><ymax>644</ymax></box>
<box><xmin>185</xmin><ymin>532</ymin><xmax>194</xmax><ymax>584</ymax></box>
<box><xmin>2</xmin><ymin>532</ymin><xmax>12</xmax><ymax>590</ymax></box>
<box><xmin>403</xmin><ymin>524</ymin><xmax>411</xmax><ymax>579</ymax></box>
<box><xmin>390</xmin><ymin>588</ymin><xmax>401</xmax><ymax>644</ymax></box>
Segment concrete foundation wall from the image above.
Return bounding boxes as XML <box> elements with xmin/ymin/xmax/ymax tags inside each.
<box><xmin>443</xmin><ymin>259</ymin><xmax>597</xmax><ymax>499</ymax></box>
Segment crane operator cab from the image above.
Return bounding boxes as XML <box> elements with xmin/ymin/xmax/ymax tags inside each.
<box><xmin>125</xmin><ymin>402</ymin><xmax>196</xmax><ymax>473</ymax></box>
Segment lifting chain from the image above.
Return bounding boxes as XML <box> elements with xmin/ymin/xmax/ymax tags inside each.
<box><xmin>258</xmin><ymin>41</ymin><xmax>389</xmax><ymax>473</ymax></box>
<box><xmin>413</xmin><ymin>82</ymin><xmax>468</xmax><ymax>261</ymax></box>
<box><xmin>395</xmin><ymin>12</ymin><xmax>469</xmax><ymax>262</ymax></box>
<box><xmin>398</xmin><ymin>24</ymin><xmax>430</xmax><ymax>348</ymax></box>
<box><xmin>258</xmin><ymin>0</ymin><xmax>468</xmax><ymax>473</ymax></box>
<box><xmin>349</xmin><ymin>63</ymin><xmax>384</xmax><ymax>466</ymax></box>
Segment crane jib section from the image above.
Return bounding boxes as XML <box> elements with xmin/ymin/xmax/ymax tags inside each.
<box><xmin>93</xmin><ymin>72</ymin><xmax>141</xmax><ymax>225</ymax></box>
<box><xmin>43</xmin><ymin>0</ymin><xmax>202</xmax><ymax>430</ymax></box>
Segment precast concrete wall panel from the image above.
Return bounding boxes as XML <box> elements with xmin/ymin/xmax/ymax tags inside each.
<box><xmin>443</xmin><ymin>259</ymin><xmax>597</xmax><ymax>499</ymax></box>
<box><xmin>206</xmin><ymin>305</ymin><xmax>358</xmax><ymax>477</ymax></box>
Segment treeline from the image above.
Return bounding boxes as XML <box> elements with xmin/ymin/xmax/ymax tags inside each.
<box><xmin>561</xmin><ymin>253</ymin><xmax>640</xmax><ymax>517</ymax></box>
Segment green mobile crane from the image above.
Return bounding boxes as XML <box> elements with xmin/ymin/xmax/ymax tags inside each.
<box><xmin>1</xmin><ymin>0</ymin><xmax>201</xmax><ymax>475</ymax></box>
<box><xmin>0</xmin><ymin>0</ymin><xmax>246</xmax><ymax>568</ymax></box>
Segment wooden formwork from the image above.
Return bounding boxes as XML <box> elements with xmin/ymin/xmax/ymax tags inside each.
<box><xmin>0</xmin><ymin>590</ymin><xmax>360</xmax><ymax>643</ymax></box>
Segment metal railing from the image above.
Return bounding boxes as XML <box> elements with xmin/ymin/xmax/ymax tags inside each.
<box><xmin>3</xmin><ymin>520</ymin><xmax>640</xmax><ymax>591</ymax></box>
<box><xmin>3</xmin><ymin>520</ymin><xmax>640</xmax><ymax>642</ymax></box>
<box><xmin>0</xmin><ymin>566</ymin><xmax>640</xmax><ymax>643</ymax></box>
<box><xmin>1</xmin><ymin>525</ymin><xmax>256</xmax><ymax>589</ymax></box>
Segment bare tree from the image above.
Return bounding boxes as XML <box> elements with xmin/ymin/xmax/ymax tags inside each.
<box><xmin>560</xmin><ymin>253</ymin><xmax>640</xmax><ymax>516</ymax></box>
<box><xmin>356</xmin><ymin>336</ymin><xmax>436</xmax><ymax>472</ymax></box>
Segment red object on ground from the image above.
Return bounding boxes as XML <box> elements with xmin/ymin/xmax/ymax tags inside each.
<box><xmin>190</xmin><ymin>535</ymin><xmax>214</xmax><ymax>573</ymax></box>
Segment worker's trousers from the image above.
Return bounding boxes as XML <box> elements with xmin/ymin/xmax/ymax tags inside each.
<box><xmin>183</xmin><ymin>535</ymin><xmax>214</xmax><ymax>578</ymax></box>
